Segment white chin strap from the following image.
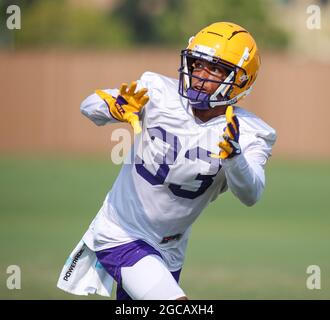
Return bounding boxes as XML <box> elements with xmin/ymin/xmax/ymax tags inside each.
<box><xmin>209</xmin><ymin>47</ymin><xmax>250</xmax><ymax>108</ymax></box>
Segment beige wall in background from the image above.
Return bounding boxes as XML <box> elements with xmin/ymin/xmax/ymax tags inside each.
<box><xmin>0</xmin><ymin>50</ymin><xmax>329</xmax><ymax>159</ymax></box>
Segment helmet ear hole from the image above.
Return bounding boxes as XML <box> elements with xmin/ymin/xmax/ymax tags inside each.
<box><xmin>240</xmin><ymin>78</ymin><xmax>249</xmax><ymax>88</ymax></box>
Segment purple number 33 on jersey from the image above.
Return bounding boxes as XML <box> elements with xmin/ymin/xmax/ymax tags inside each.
<box><xmin>135</xmin><ymin>126</ymin><xmax>222</xmax><ymax>199</ymax></box>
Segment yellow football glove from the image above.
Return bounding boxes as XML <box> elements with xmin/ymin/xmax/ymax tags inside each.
<box><xmin>95</xmin><ymin>81</ymin><xmax>149</xmax><ymax>134</ymax></box>
<box><xmin>211</xmin><ymin>106</ymin><xmax>241</xmax><ymax>159</ymax></box>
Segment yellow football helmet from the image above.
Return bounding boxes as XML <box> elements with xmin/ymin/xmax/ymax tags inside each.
<box><xmin>178</xmin><ymin>22</ymin><xmax>260</xmax><ymax>109</ymax></box>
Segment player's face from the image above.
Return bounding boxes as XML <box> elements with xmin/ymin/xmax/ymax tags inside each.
<box><xmin>191</xmin><ymin>59</ymin><xmax>228</xmax><ymax>96</ymax></box>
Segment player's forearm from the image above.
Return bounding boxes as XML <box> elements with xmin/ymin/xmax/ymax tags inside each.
<box><xmin>80</xmin><ymin>92</ymin><xmax>114</xmax><ymax>126</ymax></box>
<box><xmin>222</xmin><ymin>153</ymin><xmax>265</xmax><ymax>207</ymax></box>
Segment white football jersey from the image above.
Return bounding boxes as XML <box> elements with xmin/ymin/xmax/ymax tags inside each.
<box><xmin>81</xmin><ymin>72</ymin><xmax>276</xmax><ymax>271</ymax></box>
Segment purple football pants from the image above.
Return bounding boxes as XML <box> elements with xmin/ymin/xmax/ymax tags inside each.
<box><xmin>95</xmin><ymin>239</ymin><xmax>182</xmax><ymax>300</ymax></box>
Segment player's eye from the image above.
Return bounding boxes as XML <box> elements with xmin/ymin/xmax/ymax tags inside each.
<box><xmin>193</xmin><ymin>61</ymin><xmax>204</xmax><ymax>69</ymax></box>
<box><xmin>210</xmin><ymin>66</ymin><xmax>223</xmax><ymax>74</ymax></box>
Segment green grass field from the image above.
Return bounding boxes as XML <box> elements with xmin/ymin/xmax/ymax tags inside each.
<box><xmin>0</xmin><ymin>155</ymin><xmax>330</xmax><ymax>299</ymax></box>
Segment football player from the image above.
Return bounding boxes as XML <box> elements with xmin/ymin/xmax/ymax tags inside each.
<box><xmin>58</xmin><ymin>22</ymin><xmax>276</xmax><ymax>300</ymax></box>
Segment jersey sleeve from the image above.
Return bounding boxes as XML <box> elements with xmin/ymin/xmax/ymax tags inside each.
<box><xmin>221</xmin><ymin>126</ymin><xmax>276</xmax><ymax>206</ymax></box>
<box><xmin>80</xmin><ymin>88</ymin><xmax>120</xmax><ymax>126</ymax></box>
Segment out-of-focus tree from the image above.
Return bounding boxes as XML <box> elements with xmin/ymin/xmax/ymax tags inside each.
<box><xmin>112</xmin><ymin>0</ymin><xmax>183</xmax><ymax>44</ymax></box>
<box><xmin>112</xmin><ymin>0</ymin><xmax>289</xmax><ymax>49</ymax></box>
<box><xmin>13</xmin><ymin>0</ymin><xmax>132</xmax><ymax>49</ymax></box>
<box><xmin>0</xmin><ymin>0</ymin><xmax>40</xmax><ymax>47</ymax></box>
<box><xmin>3</xmin><ymin>0</ymin><xmax>289</xmax><ymax>50</ymax></box>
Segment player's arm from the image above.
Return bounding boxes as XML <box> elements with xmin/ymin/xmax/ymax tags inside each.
<box><xmin>221</xmin><ymin>150</ymin><xmax>267</xmax><ymax>206</ymax></box>
<box><xmin>212</xmin><ymin>106</ymin><xmax>273</xmax><ymax>206</ymax></box>
<box><xmin>80</xmin><ymin>82</ymin><xmax>149</xmax><ymax>133</ymax></box>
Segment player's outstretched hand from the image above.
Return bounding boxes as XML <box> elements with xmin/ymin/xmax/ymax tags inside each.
<box><xmin>95</xmin><ymin>81</ymin><xmax>149</xmax><ymax>134</ymax></box>
<box><xmin>211</xmin><ymin>106</ymin><xmax>241</xmax><ymax>159</ymax></box>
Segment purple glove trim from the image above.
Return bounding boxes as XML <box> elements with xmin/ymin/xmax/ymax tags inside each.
<box><xmin>116</xmin><ymin>95</ymin><xmax>128</xmax><ymax>106</ymax></box>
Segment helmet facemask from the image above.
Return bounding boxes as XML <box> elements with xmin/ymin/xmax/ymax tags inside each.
<box><xmin>178</xmin><ymin>48</ymin><xmax>250</xmax><ymax>110</ymax></box>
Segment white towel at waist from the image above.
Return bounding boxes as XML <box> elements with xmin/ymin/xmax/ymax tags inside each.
<box><xmin>57</xmin><ymin>240</ymin><xmax>113</xmax><ymax>297</ymax></box>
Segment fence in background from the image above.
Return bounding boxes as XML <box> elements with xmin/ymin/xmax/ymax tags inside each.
<box><xmin>0</xmin><ymin>50</ymin><xmax>329</xmax><ymax>158</ymax></box>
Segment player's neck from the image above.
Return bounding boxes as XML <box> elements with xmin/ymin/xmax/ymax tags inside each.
<box><xmin>192</xmin><ymin>105</ymin><xmax>227</xmax><ymax>123</ymax></box>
